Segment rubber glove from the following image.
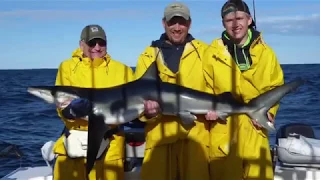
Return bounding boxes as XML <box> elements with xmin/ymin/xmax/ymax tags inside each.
<box><xmin>61</xmin><ymin>98</ymin><xmax>92</xmax><ymax>119</ymax></box>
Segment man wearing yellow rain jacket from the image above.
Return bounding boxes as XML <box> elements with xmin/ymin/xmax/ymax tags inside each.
<box><xmin>134</xmin><ymin>2</ymin><xmax>216</xmax><ymax>180</ymax></box>
<box><xmin>203</xmin><ymin>1</ymin><xmax>284</xmax><ymax>180</ymax></box>
<box><xmin>52</xmin><ymin>24</ymin><xmax>134</xmax><ymax>180</ymax></box>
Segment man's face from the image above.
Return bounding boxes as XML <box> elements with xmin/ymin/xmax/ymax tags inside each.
<box><xmin>80</xmin><ymin>38</ymin><xmax>107</xmax><ymax>59</ymax></box>
<box><xmin>223</xmin><ymin>11</ymin><xmax>252</xmax><ymax>44</ymax></box>
<box><xmin>162</xmin><ymin>16</ymin><xmax>191</xmax><ymax>44</ymax></box>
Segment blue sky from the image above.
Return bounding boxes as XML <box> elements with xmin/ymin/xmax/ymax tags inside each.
<box><xmin>0</xmin><ymin>0</ymin><xmax>319</xmax><ymax>69</ymax></box>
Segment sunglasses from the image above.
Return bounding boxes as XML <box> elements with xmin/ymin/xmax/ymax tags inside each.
<box><xmin>166</xmin><ymin>16</ymin><xmax>189</xmax><ymax>26</ymax></box>
<box><xmin>87</xmin><ymin>39</ymin><xmax>106</xmax><ymax>47</ymax></box>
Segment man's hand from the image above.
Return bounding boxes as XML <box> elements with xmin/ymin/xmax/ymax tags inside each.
<box><xmin>252</xmin><ymin>112</ymin><xmax>274</xmax><ymax>130</ymax></box>
<box><xmin>205</xmin><ymin>111</ymin><xmax>219</xmax><ymax>121</ymax></box>
<box><xmin>143</xmin><ymin>100</ymin><xmax>161</xmax><ymax>119</ymax></box>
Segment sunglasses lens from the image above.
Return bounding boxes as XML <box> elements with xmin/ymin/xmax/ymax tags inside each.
<box><xmin>87</xmin><ymin>39</ymin><xmax>106</xmax><ymax>47</ymax></box>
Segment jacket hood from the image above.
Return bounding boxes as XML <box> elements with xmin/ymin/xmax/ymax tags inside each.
<box><xmin>221</xmin><ymin>28</ymin><xmax>261</xmax><ymax>71</ymax></box>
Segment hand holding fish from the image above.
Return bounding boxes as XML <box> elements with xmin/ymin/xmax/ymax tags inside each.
<box><xmin>60</xmin><ymin>98</ymin><xmax>92</xmax><ymax>120</ymax></box>
<box><xmin>205</xmin><ymin>111</ymin><xmax>219</xmax><ymax>121</ymax></box>
<box><xmin>252</xmin><ymin>112</ymin><xmax>274</xmax><ymax>130</ymax></box>
<box><xmin>143</xmin><ymin>100</ymin><xmax>161</xmax><ymax>118</ymax></box>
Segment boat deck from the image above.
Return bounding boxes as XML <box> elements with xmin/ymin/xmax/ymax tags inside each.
<box><xmin>2</xmin><ymin>165</ymin><xmax>320</xmax><ymax>180</ymax></box>
<box><xmin>1</xmin><ymin>166</ymin><xmax>141</xmax><ymax>180</ymax></box>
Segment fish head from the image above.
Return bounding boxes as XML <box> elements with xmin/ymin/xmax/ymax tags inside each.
<box><xmin>27</xmin><ymin>87</ymin><xmax>55</xmax><ymax>103</ymax></box>
<box><xmin>27</xmin><ymin>86</ymin><xmax>79</xmax><ymax>108</ymax></box>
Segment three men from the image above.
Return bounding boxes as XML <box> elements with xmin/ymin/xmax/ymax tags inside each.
<box><xmin>52</xmin><ymin>1</ymin><xmax>284</xmax><ymax>180</ymax></box>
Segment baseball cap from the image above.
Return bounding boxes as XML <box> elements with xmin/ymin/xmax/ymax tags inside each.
<box><xmin>80</xmin><ymin>24</ymin><xmax>106</xmax><ymax>43</ymax></box>
<box><xmin>221</xmin><ymin>0</ymin><xmax>256</xmax><ymax>28</ymax></box>
<box><xmin>164</xmin><ymin>2</ymin><xmax>190</xmax><ymax>21</ymax></box>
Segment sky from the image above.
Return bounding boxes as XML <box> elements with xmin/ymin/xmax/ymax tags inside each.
<box><xmin>0</xmin><ymin>0</ymin><xmax>319</xmax><ymax>69</ymax></box>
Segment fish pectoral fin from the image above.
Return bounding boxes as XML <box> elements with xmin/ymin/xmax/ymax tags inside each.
<box><xmin>178</xmin><ymin>111</ymin><xmax>196</xmax><ymax>127</ymax></box>
<box><xmin>96</xmin><ymin>136</ymin><xmax>110</xmax><ymax>159</ymax></box>
<box><xmin>121</xmin><ymin>105</ymin><xmax>145</xmax><ymax>122</ymax></box>
<box><xmin>86</xmin><ymin>114</ymin><xmax>108</xmax><ymax>176</ymax></box>
<box><xmin>95</xmin><ymin>126</ymin><xmax>122</xmax><ymax>159</ymax></box>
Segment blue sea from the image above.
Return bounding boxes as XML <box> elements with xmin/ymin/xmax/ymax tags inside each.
<box><xmin>0</xmin><ymin>64</ymin><xmax>319</xmax><ymax>178</ymax></box>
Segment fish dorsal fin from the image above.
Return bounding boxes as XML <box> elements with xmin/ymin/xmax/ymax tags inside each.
<box><xmin>139</xmin><ymin>60</ymin><xmax>160</xmax><ymax>80</ymax></box>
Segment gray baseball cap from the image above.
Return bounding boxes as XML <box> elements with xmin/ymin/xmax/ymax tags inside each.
<box><xmin>80</xmin><ymin>24</ymin><xmax>106</xmax><ymax>43</ymax></box>
<box><xmin>164</xmin><ymin>2</ymin><xmax>190</xmax><ymax>21</ymax></box>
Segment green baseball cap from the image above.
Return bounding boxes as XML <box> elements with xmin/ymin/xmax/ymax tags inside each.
<box><xmin>164</xmin><ymin>2</ymin><xmax>190</xmax><ymax>21</ymax></box>
<box><xmin>80</xmin><ymin>24</ymin><xmax>106</xmax><ymax>43</ymax></box>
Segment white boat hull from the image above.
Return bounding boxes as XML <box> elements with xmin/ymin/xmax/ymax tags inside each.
<box><xmin>1</xmin><ymin>166</ymin><xmax>141</xmax><ymax>180</ymax></box>
<box><xmin>274</xmin><ymin>166</ymin><xmax>320</xmax><ymax>180</ymax></box>
<box><xmin>2</xmin><ymin>123</ymin><xmax>319</xmax><ymax>180</ymax></box>
<box><xmin>2</xmin><ymin>165</ymin><xmax>320</xmax><ymax>180</ymax></box>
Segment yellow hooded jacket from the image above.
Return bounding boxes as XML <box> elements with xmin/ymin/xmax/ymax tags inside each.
<box><xmin>53</xmin><ymin>48</ymin><xmax>134</xmax><ymax>161</ymax></box>
<box><xmin>203</xmin><ymin>32</ymin><xmax>284</xmax><ymax>179</ymax></box>
<box><xmin>135</xmin><ymin>39</ymin><xmax>211</xmax><ymax>149</ymax></box>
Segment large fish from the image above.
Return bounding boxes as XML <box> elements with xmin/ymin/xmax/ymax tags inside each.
<box><xmin>27</xmin><ymin>61</ymin><xmax>304</xmax><ymax>175</ymax></box>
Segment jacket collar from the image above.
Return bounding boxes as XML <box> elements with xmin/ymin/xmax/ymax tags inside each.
<box><xmin>212</xmin><ymin>32</ymin><xmax>266</xmax><ymax>72</ymax></box>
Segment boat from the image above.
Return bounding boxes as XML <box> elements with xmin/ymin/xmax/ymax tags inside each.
<box><xmin>273</xmin><ymin>123</ymin><xmax>320</xmax><ymax>180</ymax></box>
<box><xmin>0</xmin><ymin>124</ymin><xmax>145</xmax><ymax>180</ymax></box>
<box><xmin>2</xmin><ymin>123</ymin><xmax>320</xmax><ymax>180</ymax></box>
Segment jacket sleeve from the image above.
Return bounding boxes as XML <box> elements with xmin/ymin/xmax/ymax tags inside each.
<box><xmin>134</xmin><ymin>47</ymin><xmax>162</xmax><ymax>123</ymax></box>
<box><xmin>55</xmin><ymin>62</ymin><xmax>71</xmax><ymax>86</ymax></box>
<box><xmin>269</xmin><ymin>52</ymin><xmax>284</xmax><ymax>117</ymax></box>
<box><xmin>54</xmin><ymin>61</ymin><xmax>75</xmax><ymax>124</ymax></box>
<box><xmin>124</xmin><ymin>65</ymin><xmax>135</xmax><ymax>83</ymax></box>
<box><xmin>261</xmin><ymin>50</ymin><xmax>285</xmax><ymax>118</ymax></box>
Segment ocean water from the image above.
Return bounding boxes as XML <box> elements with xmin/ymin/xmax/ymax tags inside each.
<box><xmin>0</xmin><ymin>64</ymin><xmax>319</xmax><ymax>177</ymax></box>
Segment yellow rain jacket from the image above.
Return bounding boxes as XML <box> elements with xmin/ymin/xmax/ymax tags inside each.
<box><xmin>203</xmin><ymin>32</ymin><xmax>284</xmax><ymax>180</ymax></box>
<box><xmin>52</xmin><ymin>48</ymin><xmax>134</xmax><ymax>180</ymax></box>
<box><xmin>135</xmin><ymin>37</ymin><xmax>211</xmax><ymax>180</ymax></box>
